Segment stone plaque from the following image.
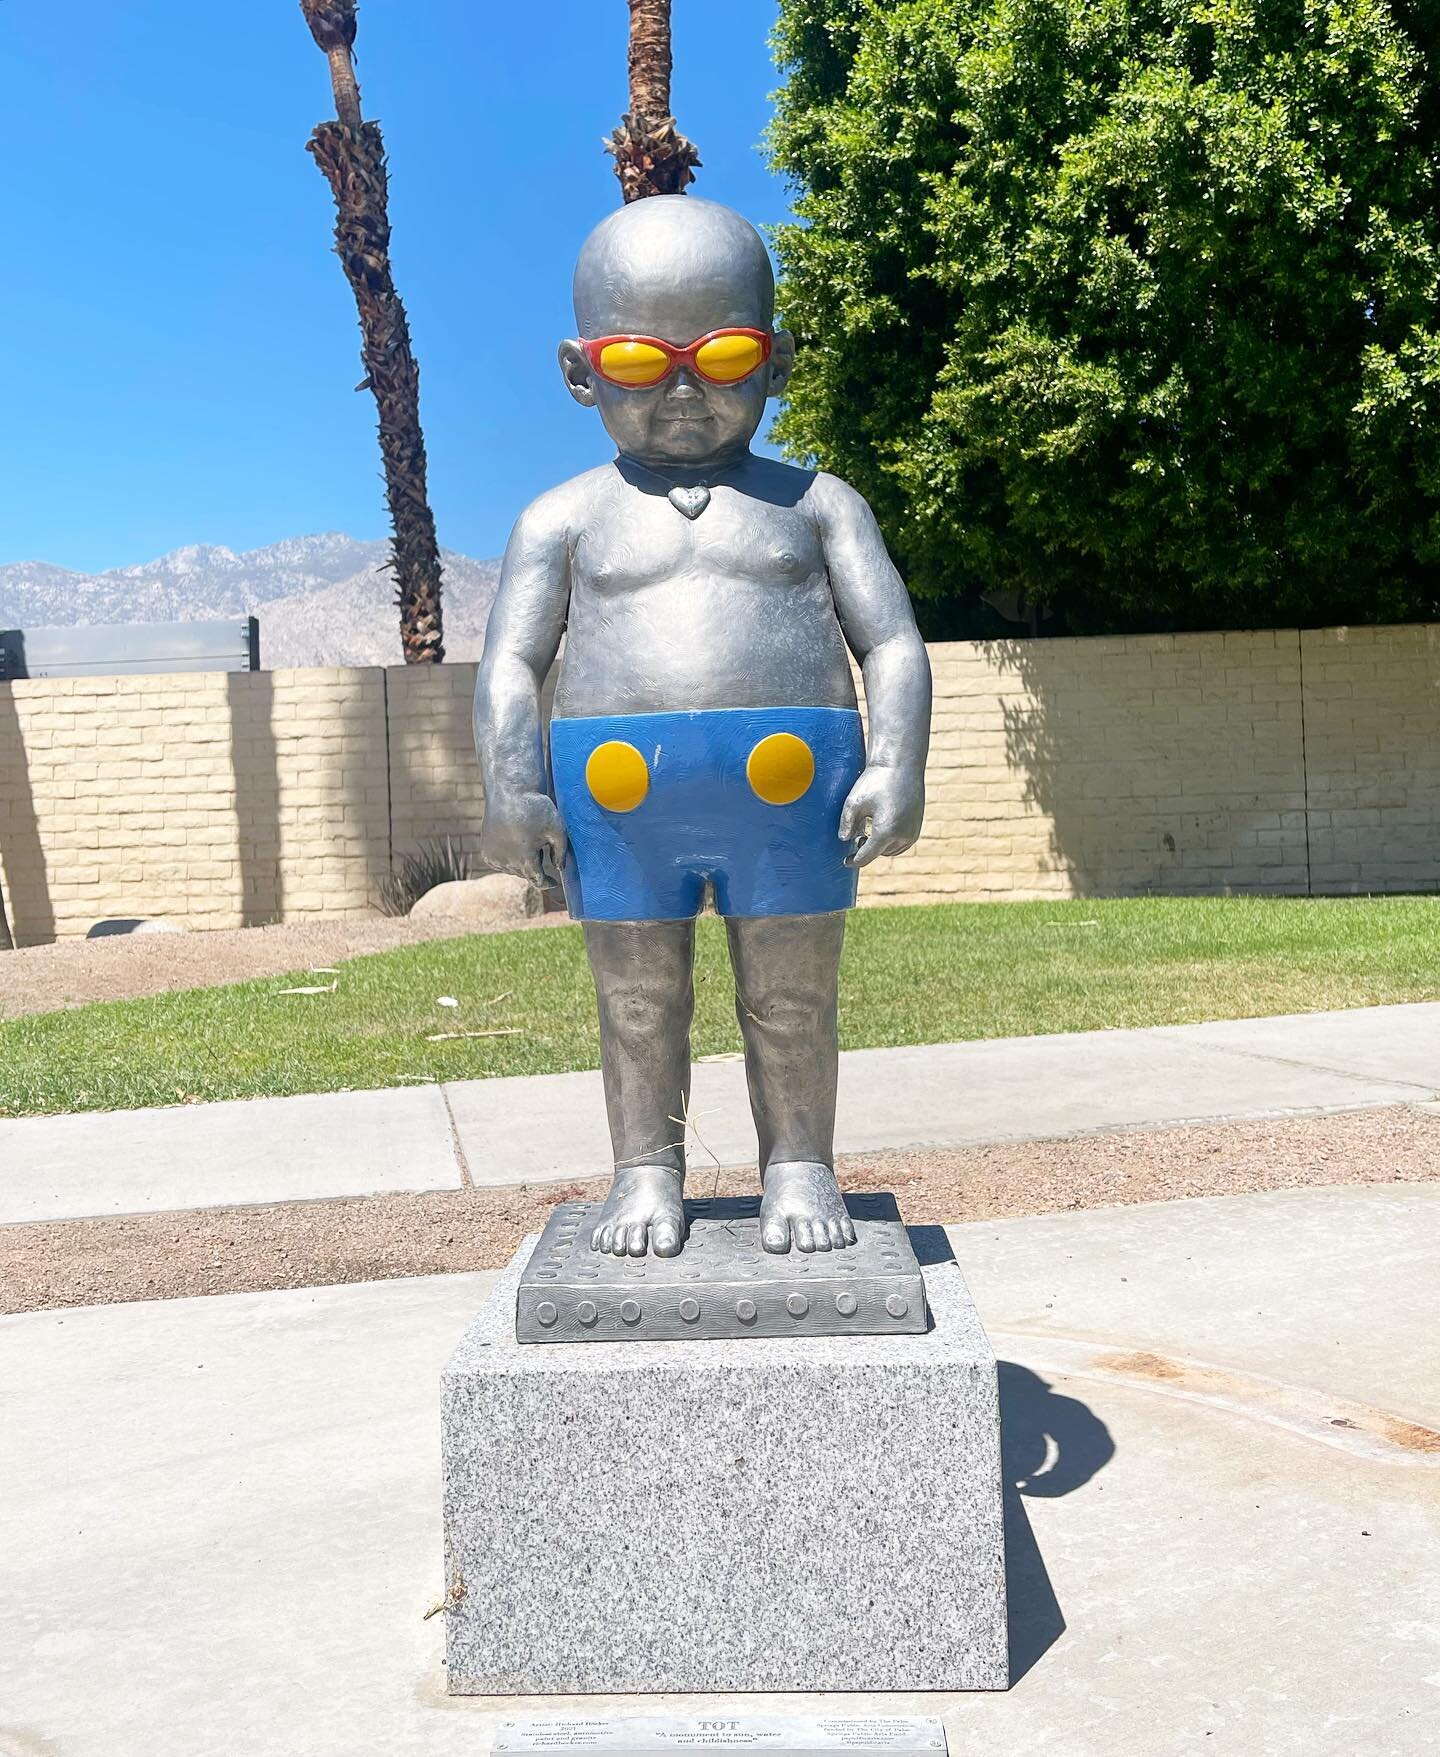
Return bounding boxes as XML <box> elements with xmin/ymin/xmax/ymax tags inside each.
<box><xmin>515</xmin><ymin>1192</ymin><xmax>927</xmax><ymax>1343</ymax></box>
<box><xmin>492</xmin><ymin>1717</ymin><xmax>948</xmax><ymax>1757</ymax></box>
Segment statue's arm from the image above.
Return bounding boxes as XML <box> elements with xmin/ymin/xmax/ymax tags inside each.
<box><xmin>811</xmin><ymin>473</ymin><xmax>932</xmax><ymax>867</ymax></box>
<box><xmin>473</xmin><ymin>493</ymin><xmax>573</xmax><ymax>886</ymax></box>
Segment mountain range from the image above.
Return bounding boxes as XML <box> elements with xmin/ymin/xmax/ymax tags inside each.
<box><xmin>0</xmin><ymin>534</ymin><xmax>503</xmax><ymax>668</ymax></box>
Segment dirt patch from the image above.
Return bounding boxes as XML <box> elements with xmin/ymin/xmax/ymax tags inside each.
<box><xmin>0</xmin><ymin>911</ymin><xmax>565</xmax><ymax>1022</ymax></box>
<box><xmin>1099</xmin><ymin>1349</ymin><xmax>1189</xmax><ymax>1382</ymax></box>
<box><xmin>1379</xmin><ymin>1416</ymin><xmax>1440</xmax><ymax>1455</ymax></box>
<box><xmin>2</xmin><ymin>1102</ymin><xmax>1436</xmax><ymax>1313</ymax></box>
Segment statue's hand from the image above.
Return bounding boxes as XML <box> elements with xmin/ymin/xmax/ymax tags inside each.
<box><xmin>839</xmin><ymin>763</ymin><xmax>925</xmax><ymax>869</ymax></box>
<box><xmin>479</xmin><ymin>790</ymin><xmax>567</xmax><ymax>889</ymax></box>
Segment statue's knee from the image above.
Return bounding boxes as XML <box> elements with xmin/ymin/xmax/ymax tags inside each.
<box><xmin>603</xmin><ymin>981</ymin><xmax>687</xmax><ymax>1043</ymax></box>
<box><xmin>737</xmin><ymin>987</ymin><xmax>824</xmax><ymax>1040</ymax></box>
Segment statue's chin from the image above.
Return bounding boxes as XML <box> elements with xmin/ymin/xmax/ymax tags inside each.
<box><xmin>631</xmin><ymin>426</ymin><xmax>756</xmax><ymax>473</ymax></box>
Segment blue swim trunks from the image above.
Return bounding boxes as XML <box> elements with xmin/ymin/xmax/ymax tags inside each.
<box><xmin>549</xmin><ymin>706</ymin><xmax>866</xmax><ymax>922</ymax></box>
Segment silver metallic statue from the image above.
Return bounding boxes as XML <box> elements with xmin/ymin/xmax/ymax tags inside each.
<box><xmin>475</xmin><ymin>197</ymin><xmax>931</xmax><ymax>1259</ymax></box>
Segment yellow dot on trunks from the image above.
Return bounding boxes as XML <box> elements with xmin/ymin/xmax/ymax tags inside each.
<box><xmin>586</xmin><ymin>740</ymin><xmax>650</xmax><ymax>812</ymax></box>
<box><xmin>747</xmin><ymin>732</ymin><xmax>815</xmax><ymax>806</ymax></box>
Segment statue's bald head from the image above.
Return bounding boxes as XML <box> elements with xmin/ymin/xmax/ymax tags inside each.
<box><xmin>573</xmin><ymin>196</ymin><xmax>775</xmax><ymax>341</ymax></box>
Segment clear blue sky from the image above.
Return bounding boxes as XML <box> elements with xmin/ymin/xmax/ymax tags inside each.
<box><xmin>0</xmin><ymin>1</ymin><xmax>791</xmax><ymax>572</ymax></box>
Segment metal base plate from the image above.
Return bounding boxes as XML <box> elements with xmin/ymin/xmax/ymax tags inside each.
<box><xmin>515</xmin><ymin>1192</ymin><xmax>927</xmax><ymax>1343</ymax></box>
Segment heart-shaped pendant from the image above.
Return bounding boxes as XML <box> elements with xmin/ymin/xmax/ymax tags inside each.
<box><xmin>668</xmin><ymin>483</ymin><xmax>711</xmax><ymax>520</ymax></box>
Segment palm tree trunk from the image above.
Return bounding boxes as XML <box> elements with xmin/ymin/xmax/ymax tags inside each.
<box><xmin>606</xmin><ymin>0</ymin><xmax>700</xmax><ymax>202</ymax></box>
<box><xmin>301</xmin><ymin>0</ymin><xmax>445</xmax><ymax>664</ymax></box>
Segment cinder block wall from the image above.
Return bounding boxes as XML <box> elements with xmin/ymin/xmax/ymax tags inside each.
<box><xmin>1300</xmin><ymin>624</ymin><xmax>1440</xmax><ymax>893</ymax></box>
<box><xmin>869</xmin><ymin>629</ymin><xmax>1310</xmax><ymax>904</ymax></box>
<box><xmin>0</xmin><ymin>668</ymin><xmax>390</xmax><ymax>943</ymax></box>
<box><xmin>386</xmin><ymin>662</ymin><xmax>485</xmax><ymax>865</ymax></box>
<box><xmin>1</xmin><ymin>626</ymin><xmax>1436</xmax><ymax>943</ymax></box>
<box><xmin>236</xmin><ymin>668</ymin><xmax>391</xmax><ymax>922</ymax></box>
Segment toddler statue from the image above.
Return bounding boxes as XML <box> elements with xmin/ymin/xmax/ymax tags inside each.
<box><xmin>475</xmin><ymin>197</ymin><xmax>931</xmax><ymax>1258</ymax></box>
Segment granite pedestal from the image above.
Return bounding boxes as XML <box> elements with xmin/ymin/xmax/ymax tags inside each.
<box><xmin>441</xmin><ymin>1229</ymin><xmax>1008</xmax><ymax>1694</ymax></box>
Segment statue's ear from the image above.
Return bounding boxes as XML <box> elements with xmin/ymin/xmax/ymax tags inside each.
<box><xmin>558</xmin><ymin>340</ymin><xmax>597</xmax><ymax>408</ymax></box>
<box><xmin>766</xmin><ymin>330</ymin><xmax>796</xmax><ymax>399</ymax></box>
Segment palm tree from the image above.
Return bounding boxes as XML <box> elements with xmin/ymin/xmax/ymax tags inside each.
<box><xmin>300</xmin><ymin>0</ymin><xmax>445</xmax><ymax>664</ymax></box>
<box><xmin>606</xmin><ymin>0</ymin><xmax>700</xmax><ymax>201</ymax></box>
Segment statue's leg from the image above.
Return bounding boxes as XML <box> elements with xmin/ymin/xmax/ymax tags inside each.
<box><xmin>725</xmin><ymin>911</ymin><xmax>858</xmax><ymax>1255</ymax></box>
<box><xmin>583</xmin><ymin>918</ymin><xmax>694</xmax><ymax>1258</ymax></box>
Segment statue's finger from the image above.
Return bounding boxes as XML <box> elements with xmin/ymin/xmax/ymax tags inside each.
<box><xmin>538</xmin><ymin>842</ymin><xmax>565</xmax><ymax>888</ymax></box>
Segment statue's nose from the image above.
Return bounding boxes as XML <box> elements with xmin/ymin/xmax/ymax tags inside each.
<box><xmin>666</xmin><ymin>369</ymin><xmax>705</xmax><ymax>400</ymax></box>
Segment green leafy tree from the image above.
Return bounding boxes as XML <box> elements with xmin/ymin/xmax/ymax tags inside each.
<box><xmin>770</xmin><ymin>0</ymin><xmax>1440</xmax><ymax>636</ymax></box>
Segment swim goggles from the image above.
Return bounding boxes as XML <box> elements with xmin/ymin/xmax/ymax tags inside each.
<box><xmin>581</xmin><ymin>327</ymin><xmax>773</xmax><ymax>389</ymax></box>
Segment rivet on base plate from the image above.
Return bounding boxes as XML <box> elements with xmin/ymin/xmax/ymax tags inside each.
<box><xmin>786</xmin><ymin>1292</ymin><xmax>809</xmax><ymax>1317</ymax></box>
<box><xmin>536</xmin><ymin>1301</ymin><xmax>558</xmax><ymax>1328</ymax></box>
<box><xmin>736</xmin><ymin>1298</ymin><xmax>757</xmax><ymax>1323</ymax></box>
<box><xmin>620</xmin><ymin>1299</ymin><xmax>642</xmax><ymax>1325</ymax></box>
<box><xmin>835</xmin><ymin>1292</ymin><xmax>858</xmax><ymax>1317</ymax></box>
<box><xmin>576</xmin><ymin>1300</ymin><xmax>597</xmax><ymax>1327</ymax></box>
<box><xmin>885</xmin><ymin>1294</ymin><xmax>909</xmax><ymax>1319</ymax></box>
<box><xmin>679</xmin><ymin>1297</ymin><xmax>700</xmax><ymax>1322</ymax></box>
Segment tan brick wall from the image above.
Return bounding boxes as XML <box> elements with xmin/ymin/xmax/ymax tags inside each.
<box><xmin>386</xmin><ymin>661</ymin><xmax>484</xmax><ymax>864</ymax></box>
<box><xmin>859</xmin><ymin>628</ymin><xmax>1310</xmax><ymax>905</ymax></box>
<box><xmin>235</xmin><ymin>668</ymin><xmax>391</xmax><ymax>923</ymax></box>
<box><xmin>0</xmin><ymin>667</ymin><xmax>390</xmax><ymax>943</ymax></box>
<box><xmin>1</xmin><ymin>627</ymin><xmax>1436</xmax><ymax>943</ymax></box>
<box><xmin>1300</xmin><ymin>624</ymin><xmax>1440</xmax><ymax>893</ymax></box>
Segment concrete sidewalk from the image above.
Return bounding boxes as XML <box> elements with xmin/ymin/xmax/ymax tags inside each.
<box><xmin>2</xmin><ymin>1183</ymin><xmax>1435</xmax><ymax>1756</ymax></box>
<box><xmin>2</xmin><ymin>1002</ymin><xmax>1436</xmax><ymax>1225</ymax></box>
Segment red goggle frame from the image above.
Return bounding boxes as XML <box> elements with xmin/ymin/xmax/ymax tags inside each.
<box><xmin>581</xmin><ymin>327</ymin><xmax>774</xmax><ymax>389</ymax></box>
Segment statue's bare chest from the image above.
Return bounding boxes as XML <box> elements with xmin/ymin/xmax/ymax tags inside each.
<box><xmin>572</xmin><ymin>485</ymin><xmax>827</xmax><ymax>597</ymax></box>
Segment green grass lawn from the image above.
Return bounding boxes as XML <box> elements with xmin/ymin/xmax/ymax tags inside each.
<box><xmin>2</xmin><ymin>895</ymin><xmax>1437</xmax><ymax>1119</ymax></box>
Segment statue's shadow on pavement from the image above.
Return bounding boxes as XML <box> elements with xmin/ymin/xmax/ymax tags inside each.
<box><xmin>910</xmin><ymin>1224</ymin><xmax>1116</xmax><ymax>1686</ymax></box>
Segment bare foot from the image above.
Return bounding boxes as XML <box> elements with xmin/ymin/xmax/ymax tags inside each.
<box><xmin>759</xmin><ymin>1161</ymin><xmax>857</xmax><ymax>1254</ymax></box>
<box><xmin>590</xmin><ymin>1164</ymin><xmax>686</xmax><ymax>1257</ymax></box>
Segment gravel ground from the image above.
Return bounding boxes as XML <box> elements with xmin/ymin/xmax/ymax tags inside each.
<box><xmin>3</xmin><ymin>1102</ymin><xmax>1435</xmax><ymax>1313</ymax></box>
<box><xmin>0</xmin><ymin>910</ymin><xmax>564</xmax><ymax>1021</ymax></box>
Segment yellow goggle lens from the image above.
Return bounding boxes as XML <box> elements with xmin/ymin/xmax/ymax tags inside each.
<box><xmin>694</xmin><ymin>333</ymin><xmax>767</xmax><ymax>383</ymax></box>
<box><xmin>597</xmin><ymin>341</ymin><xmax>671</xmax><ymax>386</ymax></box>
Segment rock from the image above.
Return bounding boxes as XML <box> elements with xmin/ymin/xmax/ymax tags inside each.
<box><xmin>409</xmin><ymin>875</ymin><xmax>543</xmax><ymax>924</ymax></box>
<box><xmin>86</xmin><ymin>918</ymin><xmax>186</xmax><ymax>939</ymax></box>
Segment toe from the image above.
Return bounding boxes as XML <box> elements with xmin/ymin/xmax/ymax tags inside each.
<box><xmin>626</xmin><ymin>1222</ymin><xmax>647</xmax><ymax>1256</ymax></box>
<box><xmin>810</xmin><ymin>1222</ymin><xmax>832</xmax><ymax>1252</ymax></box>
<box><xmin>590</xmin><ymin>1226</ymin><xmax>603</xmax><ymax>1251</ymax></box>
<box><xmin>841</xmin><ymin>1212</ymin><xmax>857</xmax><ymax>1245</ymax></box>
<box><xmin>653</xmin><ymin>1220</ymin><xmax>682</xmax><ymax>1258</ymax></box>
<box><xmin>761</xmin><ymin>1217</ymin><xmax>791</xmax><ymax>1254</ymax></box>
<box><xmin>794</xmin><ymin>1218</ymin><xmax>816</xmax><ymax>1253</ymax></box>
<box><xmin>827</xmin><ymin>1217</ymin><xmax>848</xmax><ymax>1249</ymax></box>
<box><xmin>595</xmin><ymin>1224</ymin><xmax>612</xmax><ymax>1254</ymax></box>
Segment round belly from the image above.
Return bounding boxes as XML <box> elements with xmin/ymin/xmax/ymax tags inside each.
<box><xmin>553</xmin><ymin>577</ymin><xmax>858</xmax><ymax>716</ymax></box>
